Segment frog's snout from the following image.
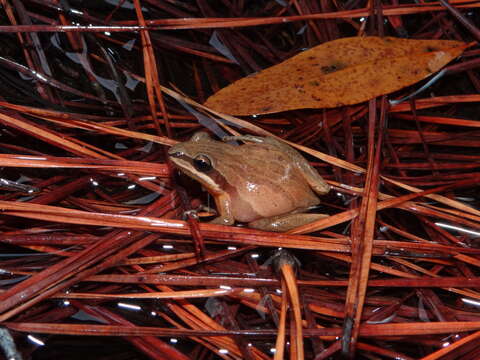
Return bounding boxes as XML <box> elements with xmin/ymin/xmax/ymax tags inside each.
<box><xmin>168</xmin><ymin>145</ymin><xmax>183</xmax><ymax>158</ymax></box>
<box><xmin>169</xmin><ymin>151</ymin><xmax>183</xmax><ymax>158</ymax></box>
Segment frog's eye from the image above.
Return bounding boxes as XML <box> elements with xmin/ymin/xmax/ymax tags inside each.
<box><xmin>193</xmin><ymin>155</ymin><xmax>212</xmax><ymax>172</ymax></box>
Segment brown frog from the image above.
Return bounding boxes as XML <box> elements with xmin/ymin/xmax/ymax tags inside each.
<box><xmin>168</xmin><ymin>132</ymin><xmax>330</xmax><ymax>232</ymax></box>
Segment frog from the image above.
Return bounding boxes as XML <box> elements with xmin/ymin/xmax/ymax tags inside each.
<box><xmin>168</xmin><ymin>132</ymin><xmax>330</xmax><ymax>232</ymax></box>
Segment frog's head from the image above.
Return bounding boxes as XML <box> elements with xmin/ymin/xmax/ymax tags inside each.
<box><xmin>168</xmin><ymin>132</ymin><xmax>227</xmax><ymax>193</ymax></box>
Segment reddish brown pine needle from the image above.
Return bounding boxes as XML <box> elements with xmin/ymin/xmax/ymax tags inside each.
<box><xmin>0</xmin><ymin>1</ymin><xmax>479</xmax><ymax>359</ymax></box>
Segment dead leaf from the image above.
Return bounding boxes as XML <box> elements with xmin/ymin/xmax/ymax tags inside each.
<box><xmin>204</xmin><ymin>36</ymin><xmax>467</xmax><ymax>115</ymax></box>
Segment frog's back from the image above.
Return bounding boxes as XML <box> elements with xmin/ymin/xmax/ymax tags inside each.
<box><xmin>218</xmin><ymin>143</ymin><xmax>320</xmax><ymax>222</ymax></box>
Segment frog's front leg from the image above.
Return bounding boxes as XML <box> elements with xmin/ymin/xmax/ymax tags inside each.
<box><xmin>248</xmin><ymin>212</ymin><xmax>328</xmax><ymax>232</ymax></box>
<box><xmin>210</xmin><ymin>192</ymin><xmax>235</xmax><ymax>226</ymax></box>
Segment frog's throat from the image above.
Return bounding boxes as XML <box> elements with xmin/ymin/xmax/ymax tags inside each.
<box><xmin>170</xmin><ymin>157</ymin><xmax>223</xmax><ymax>194</ymax></box>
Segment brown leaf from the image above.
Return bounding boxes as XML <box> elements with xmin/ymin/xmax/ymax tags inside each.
<box><xmin>204</xmin><ymin>36</ymin><xmax>467</xmax><ymax>115</ymax></box>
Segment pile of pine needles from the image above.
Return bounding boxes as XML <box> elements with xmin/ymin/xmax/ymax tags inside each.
<box><xmin>0</xmin><ymin>1</ymin><xmax>480</xmax><ymax>359</ymax></box>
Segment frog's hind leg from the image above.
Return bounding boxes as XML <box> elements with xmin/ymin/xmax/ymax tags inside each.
<box><xmin>248</xmin><ymin>213</ymin><xmax>328</xmax><ymax>232</ymax></box>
